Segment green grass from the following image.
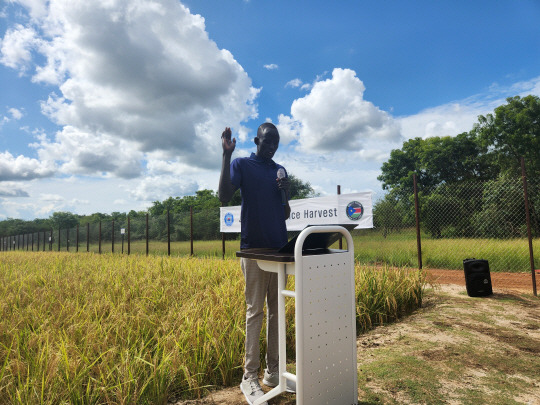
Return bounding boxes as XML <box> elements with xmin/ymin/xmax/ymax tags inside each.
<box><xmin>0</xmin><ymin>252</ymin><xmax>426</xmax><ymax>404</ymax></box>
<box><xmin>349</xmin><ymin>229</ymin><xmax>539</xmax><ymax>272</ymax></box>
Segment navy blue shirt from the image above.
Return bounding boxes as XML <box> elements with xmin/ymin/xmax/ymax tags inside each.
<box><xmin>231</xmin><ymin>153</ymin><xmax>288</xmax><ymax>249</ymax></box>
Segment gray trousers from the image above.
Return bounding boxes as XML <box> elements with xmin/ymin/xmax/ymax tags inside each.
<box><xmin>241</xmin><ymin>257</ymin><xmax>279</xmax><ymax>379</ymax></box>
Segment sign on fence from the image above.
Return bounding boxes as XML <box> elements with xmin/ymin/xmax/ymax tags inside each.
<box><xmin>220</xmin><ymin>192</ymin><xmax>373</xmax><ymax>232</ymax></box>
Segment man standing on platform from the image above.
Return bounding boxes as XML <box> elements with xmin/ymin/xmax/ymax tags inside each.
<box><xmin>218</xmin><ymin>123</ymin><xmax>294</xmax><ymax>405</ymax></box>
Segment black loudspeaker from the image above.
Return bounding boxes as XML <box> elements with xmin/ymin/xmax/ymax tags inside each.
<box><xmin>463</xmin><ymin>259</ymin><xmax>493</xmax><ymax>297</ymax></box>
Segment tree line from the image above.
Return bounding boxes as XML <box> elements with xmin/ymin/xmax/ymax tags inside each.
<box><xmin>0</xmin><ymin>174</ymin><xmax>317</xmax><ymax>240</ymax></box>
<box><xmin>374</xmin><ymin>95</ymin><xmax>540</xmax><ymax>239</ymax></box>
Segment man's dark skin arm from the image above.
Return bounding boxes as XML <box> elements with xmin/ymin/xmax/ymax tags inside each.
<box><xmin>218</xmin><ymin>127</ymin><xmax>237</xmax><ymax>203</ymax></box>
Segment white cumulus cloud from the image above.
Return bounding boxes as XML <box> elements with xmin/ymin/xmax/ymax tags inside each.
<box><xmin>398</xmin><ymin>75</ymin><xmax>540</xmax><ymax>140</ymax></box>
<box><xmin>0</xmin><ymin>151</ymin><xmax>54</xmax><ymax>181</ymax></box>
<box><xmin>0</xmin><ymin>182</ymin><xmax>29</xmax><ymax>197</ymax></box>
<box><xmin>278</xmin><ymin>68</ymin><xmax>402</xmax><ymax>154</ymax></box>
<box><xmin>0</xmin><ymin>24</ymin><xmax>38</xmax><ymax>71</ymax></box>
<box><xmin>33</xmin><ymin>126</ymin><xmax>143</xmax><ymax>179</ymax></box>
<box><xmin>286</xmin><ymin>78</ymin><xmax>303</xmax><ymax>88</ymax></box>
<box><xmin>0</xmin><ymin>0</ymin><xmax>260</xmax><ymax>179</ymax></box>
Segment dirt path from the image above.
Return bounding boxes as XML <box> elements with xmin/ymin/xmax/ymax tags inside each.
<box><xmin>426</xmin><ymin>268</ymin><xmax>538</xmax><ymax>294</ymax></box>
<box><xmin>171</xmin><ymin>276</ymin><xmax>540</xmax><ymax>405</ymax></box>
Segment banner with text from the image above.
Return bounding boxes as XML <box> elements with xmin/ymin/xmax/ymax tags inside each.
<box><xmin>220</xmin><ymin>192</ymin><xmax>373</xmax><ymax>232</ymax></box>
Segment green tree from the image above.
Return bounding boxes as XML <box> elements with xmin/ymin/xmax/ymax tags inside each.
<box><xmin>420</xmin><ymin>182</ymin><xmax>484</xmax><ymax>238</ymax></box>
<box><xmin>288</xmin><ymin>174</ymin><xmax>319</xmax><ymax>200</ymax></box>
<box><xmin>472</xmin><ymin>175</ymin><xmax>527</xmax><ymax>238</ymax></box>
<box><xmin>372</xmin><ymin>193</ymin><xmax>410</xmax><ymax>238</ymax></box>
<box><xmin>49</xmin><ymin>212</ymin><xmax>79</xmax><ymax>230</ymax></box>
<box><xmin>378</xmin><ymin>95</ymin><xmax>540</xmax><ymax>240</ymax></box>
<box><xmin>475</xmin><ymin>95</ymin><xmax>540</xmax><ymax>176</ymax></box>
<box><xmin>378</xmin><ymin>132</ymin><xmax>494</xmax><ymax>198</ymax></box>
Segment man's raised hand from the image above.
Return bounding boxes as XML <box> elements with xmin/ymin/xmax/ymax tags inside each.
<box><xmin>221</xmin><ymin>127</ymin><xmax>236</xmax><ymax>155</ymax></box>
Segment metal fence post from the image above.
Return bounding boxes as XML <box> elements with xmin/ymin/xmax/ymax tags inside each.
<box><xmin>221</xmin><ymin>203</ymin><xmax>225</xmax><ymax>259</ymax></box>
<box><xmin>146</xmin><ymin>213</ymin><xmax>149</xmax><ymax>256</ymax></box>
<box><xmin>67</xmin><ymin>228</ymin><xmax>70</xmax><ymax>251</ymax></box>
<box><xmin>190</xmin><ymin>206</ymin><xmax>194</xmax><ymax>256</ymax></box>
<box><xmin>58</xmin><ymin>229</ymin><xmax>61</xmax><ymax>251</ymax></box>
<box><xmin>413</xmin><ymin>173</ymin><xmax>423</xmax><ymax>270</ymax></box>
<box><xmin>521</xmin><ymin>157</ymin><xmax>537</xmax><ymax>296</ymax></box>
<box><xmin>112</xmin><ymin>219</ymin><xmax>115</xmax><ymax>254</ymax></box>
<box><xmin>127</xmin><ymin>216</ymin><xmax>131</xmax><ymax>255</ymax></box>
<box><xmin>86</xmin><ymin>222</ymin><xmax>90</xmax><ymax>252</ymax></box>
<box><xmin>167</xmin><ymin>209</ymin><xmax>171</xmax><ymax>256</ymax></box>
<box><xmin>99</xmin><ymin>221</ymin><xmax>102</xmax><ymax>254</ymax></box>
<box><xmin>76</xmin><ymin>224</ymin><xmax>79</xmax><ymax>253</ymax></box>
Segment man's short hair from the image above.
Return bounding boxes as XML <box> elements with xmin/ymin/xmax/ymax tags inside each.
<box><xmin>257</xmin><ymin>122</ymin><xmax>279</xmax><ymax>138</ymax></box>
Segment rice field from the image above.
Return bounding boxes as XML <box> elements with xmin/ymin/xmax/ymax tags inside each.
<box><xmin>0</xmin><ymin>252</ymin><xmax>426</xmax><ymax>404</ymax></box>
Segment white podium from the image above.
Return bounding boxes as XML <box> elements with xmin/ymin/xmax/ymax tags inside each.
<box><xmin>237</xmin><ymin>225</ymin><xmax>358</xmax><ymax>405</ymax></box>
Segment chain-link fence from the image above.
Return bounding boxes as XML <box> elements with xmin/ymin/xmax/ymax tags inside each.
<box><xmin>2</xmin><ymin>173</ymin><xmax>539</xmax><ymax>292</ymax></box>
<box><xmin>0</xmin><ymin>210</ymin><xmax>240</xmax><ymax>258</ymax></box>
<box><xmin>367</xmin><ymin>175</ymin><xmax>538</xmax><ymax>275</ymax></box>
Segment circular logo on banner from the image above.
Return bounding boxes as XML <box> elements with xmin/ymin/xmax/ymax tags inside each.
<box><xmin>224</xmin><ymin>212</ymin><xmax>234</xmax><ymax>226</ymax></box>
<box><xmin>346</xmin><ymin>201</ymin><xmax>364</xmax><ymax>221</ymax></box>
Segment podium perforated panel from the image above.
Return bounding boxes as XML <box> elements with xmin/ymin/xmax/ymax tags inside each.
<box><xmin>297</xmin><ymin>252</ymin><xmax>357</xmax><ymax>404</ymax></box>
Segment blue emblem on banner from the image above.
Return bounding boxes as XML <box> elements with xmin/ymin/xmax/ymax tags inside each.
<box><xmin>224</xmin><ymin>212</ymin><xmax>234</xmax><ymax>226</ymax></box>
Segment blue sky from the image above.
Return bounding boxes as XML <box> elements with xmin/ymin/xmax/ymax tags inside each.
<box><xmin>1</xmin><ymin>0</ymin><xmax>539</xmax><ymax>220</ymax></box>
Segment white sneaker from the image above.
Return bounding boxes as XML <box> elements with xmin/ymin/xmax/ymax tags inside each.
<box><xmin>240</xmin><ymin>376</ymin><xmax>268</xmax><ymax>405</ymax></box>
<box><xmin>262</xmin><ymin>369</ymin><xmax>296</xmax><ymax>393</ymax></box>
